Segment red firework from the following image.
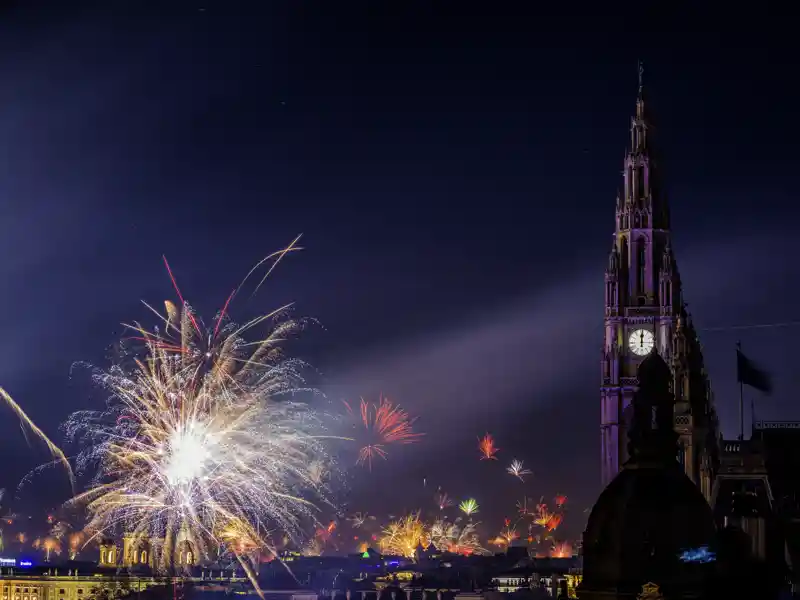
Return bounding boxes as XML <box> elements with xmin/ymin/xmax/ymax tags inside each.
<box><xmin>478</xmin><ymin>433</ymin><xmax>499</xmax><ymax>460</ymax></box>
<box><xmin>546</xmin><ymin>514</ymin><xmax>562</xmax><ymax>531</ymax></box>
<box><xmin>554</xmin><ymin>494</ymin><xmax>568</xmax><ymax>509</ymax></box>
<box><xmin>345</xmin><ymin>396</ymin><xmax>423</xmax><ymax>469</ymax></box>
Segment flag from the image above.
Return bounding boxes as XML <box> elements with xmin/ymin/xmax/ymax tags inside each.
<box><xmin>736</xmin><ymin>349</ymin><xmax>772</xmax><ymax>394</ymax></box>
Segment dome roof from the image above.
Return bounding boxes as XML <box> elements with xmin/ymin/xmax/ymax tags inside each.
<box><xmin>581</xmin><ymin>462</ymin><xmax>716</xmax><ymax>595</ymax></box>
<box><xmin>579</xmin><ymin>352</ymin><xmax>717</xmax><ymax>597</ymax></box>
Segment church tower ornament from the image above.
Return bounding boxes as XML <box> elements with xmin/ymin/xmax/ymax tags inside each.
<box><xmin>599</xmin><ymin>67</ymin><xmax>720</xmax><ymax>498</ymax></box>
<box><xmin>636</xmin><ymin>582</ymin><xmax>663</xmax><ymax>600</ymax></box>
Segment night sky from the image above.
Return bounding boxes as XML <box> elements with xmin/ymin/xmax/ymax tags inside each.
<box><xmin>0</xmin><ymin>2</ymin><xmax>798</xmax><ymax>542</ymax></box>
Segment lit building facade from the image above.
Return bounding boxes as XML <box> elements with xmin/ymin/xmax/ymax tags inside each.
<box><xmin>0</xmin><ymin>570</ymin><xmax>157</xmax><ymax>600</ymax></box>
<box><xmin>600</xmin><ymin>76</ymin><xmax>720</xmax><ymax>500</ymax></box>
<box><xmin>98</xmin><ymin>532</ymin><xmax>197</xmax><ymax>571</ymax></box>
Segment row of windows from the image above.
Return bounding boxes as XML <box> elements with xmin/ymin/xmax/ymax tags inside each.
<box><xmin>103</xmin><ymin>547</ymin><xmax>194</xmax><ymax>565</ymax></box>
<box><xmin>4</xmin><ymin>590</ymin><xmax>84</xmax><ymax>600</ymax></box>
<box><xmin>4</xmin><ymin>588</ymin><xmax>83</xmax><ymax>594</ymax></box>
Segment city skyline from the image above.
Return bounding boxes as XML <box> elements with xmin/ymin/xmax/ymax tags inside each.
<box><xmin>0</xmin><ymin>2</ymin><xmax>797</xmax><ymax>538</ymax></box>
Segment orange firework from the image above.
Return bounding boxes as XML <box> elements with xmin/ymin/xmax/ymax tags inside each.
<box><xmin>554</xmin><ymin>494</ymin><xmax>568</xmax><ymax>508</ymax></box>
<box><xmin>491</xmin><ymin>526</ymin><xmax>519</xmax><ymax>547</ymax></box>
<box><xmin>545</xmin><ymin>514</ymin><xmax>562</xmax><ymax>531</ymax></box>
<box><xmin>477</xmin><ymin>433</ymin><xmax>499</xmax><ymax>460</ymax></box>
<box><xmin>345</xmin><ymin>396</ymin><xmax>423</xmax><ymax>469</ymax></box>
<box><xmin>533</xmin><ymin>504</ymin><xmax>555</xmax><ymax>528</ymax></box>
<box><xmin>551</xmin><ymin>541</ymin><xmax>572</xmax><ymax>558</ymax></box>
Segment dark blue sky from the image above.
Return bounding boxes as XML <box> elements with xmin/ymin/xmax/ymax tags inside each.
<box><xmin>0</xmin><ymin>1</ymin><xmax>798</xmax><ymax>543</ymax></box>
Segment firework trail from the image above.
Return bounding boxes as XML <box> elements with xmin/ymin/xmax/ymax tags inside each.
<box><xmin>554</xmin><ymin>494</ymin><xmax>568</xmax><ymax>509</ymax></box>
<box><xmin>45</xmin><ymin>238</ymin><xmax>338</xmax><ymax>593</ymax></box>
<box><xmin>459</xmin><ymin>498</ymin><xmax>479</xmax><ymax>517</ymax></box>
<box><xmin>0</xmin><ymin>389</ymin><xmax>75</xmax><ymax>490</ymax></box>
<box><xmin>506</xmin><ymin>459</ymin><xmax>532</xmax><ymax>482</ymax></box>
<box><xmin>516</xmin><ymin>497</ymin><xmax>533</xmax><ymax>516</ymax></box>
<box><xmin>344</xmin><ymin>396</ymin><xmax>423</xmax><ymax>470</ymax></box>
<box><xmin>477</xmin><ymin>433</ymin><xmax>499</xmax><ymax>460</ymax></box>
<box><xmin>435</xmin><ymin>491</ymin><xmax>453</xmax><ymax>511</ymax></box>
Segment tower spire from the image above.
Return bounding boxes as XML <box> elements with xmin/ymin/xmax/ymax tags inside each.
<box><xmin>638</xmin><ymin>60</ymin><xmax>644</xmax><ymax>98</ymax></box>
<box><xmin>636</xmin><ymin>61</ymin><xmax>646</xmax><ymax>121</ymax></box>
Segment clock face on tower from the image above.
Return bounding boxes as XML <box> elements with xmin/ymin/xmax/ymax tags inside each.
<box><xmin>629</xmin><ymin>328</ymin><xmax>655</xmax><ymax>356</ymax></box>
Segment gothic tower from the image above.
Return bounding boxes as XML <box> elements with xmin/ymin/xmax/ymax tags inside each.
<box><xmin>600</xmin><ymin>70</ymin><xmax>720</xmax><ymax>500</ymax></box>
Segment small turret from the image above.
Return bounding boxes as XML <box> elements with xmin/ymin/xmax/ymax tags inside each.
<box><xmin>98</xmin><ymin>538</ymin><xmax>117</xmax><ymax>567</ymax></box>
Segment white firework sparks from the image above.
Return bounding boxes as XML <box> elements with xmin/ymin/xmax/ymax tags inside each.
<box><xmin>55</xmin><ymin>239</ymin><xmax>338</xmax><ymax>585</ymax></box>
<box><xmin>506</xmin><ymin>459</ymin><xmax>532</xmax><ymax>481</ymax></box>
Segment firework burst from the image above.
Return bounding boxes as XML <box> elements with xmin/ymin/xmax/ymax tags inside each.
<box><xmin>428</xmin><ymin>518</ymin><xmax>484</xmax><ymax>555</ymax></box>
<box><xmin>345</xmin><ymin>396</ymin><xmax>423</xmax><ymax>470</ymax></box>
<box><xmin>45</xmin><ymin>239</ymin><xmax>337</xmax><ymax>588</ymax></box>
<box><xmin>506</xmin><ymin>459</ymin><xmax>532</xmax><ymax>481</ymax></box>
<box><xmin>459</xmin><ymin>498</ymin><xmax>479</xmax><ymax>517</ymax></box>
<box><xmin>435</xmin><ymin>490</ymin><xmax>453</xmax><ymax>511</ymax></box>
<box><xmin>348</xmin><ymin>512</ymin><xmax>371</xmax><ymax>529</ymax></box>
<box><xmin>490</xmin><ymin>525</ymin><xmax>519</xmax><ymax>548</ymax></box>
<box><xmin>379</xmin><ymin>513</ymin><xmax>426</xmax><ymax>559</ymax></box>
<box><xmin>533</xmin><ymin>504</ymin><xmax>555</xmax><ymax>528</ymax></box>
<box><xmin>477</xmin><ymin>433</ymin><xmax>499</xmax><ymax>460</ymax></box>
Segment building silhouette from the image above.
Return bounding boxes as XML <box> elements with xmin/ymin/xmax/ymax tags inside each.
<box><xmin>600</xmin><ymin>73</ymin><xmax>720</xmax><ymax>500</ymax></box>
<box><xmin>582</xmin><ymin>352</ymin><xmax>718</xmax><ymax>599</ymax></box>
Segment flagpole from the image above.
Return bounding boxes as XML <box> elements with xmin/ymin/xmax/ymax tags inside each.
<box><xmin>737</xmin><ymin>340</ymin><xmax>744</xmax><ymax>441</ymax></box>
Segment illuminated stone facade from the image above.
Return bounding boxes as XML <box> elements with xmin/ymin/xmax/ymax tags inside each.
<box><xmin>97</xmin><ymin>531</ymin><xmax>197</xmax><ymax>571</ymax></box>
<box><xmin>600</xmin><ymin>80</ymin><xmax>720</xmax><ymax>500</ymax></box>
<box><xmin>0</xmin><ymin>572</ymin><xmax>155</xmax><ymax>600</ymax></box>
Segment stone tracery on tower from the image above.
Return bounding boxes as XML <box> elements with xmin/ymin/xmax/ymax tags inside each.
<box><xmin>600</xmin><ymin>71</ymin><xmax>720</xmax><ymax>500</ymax></box>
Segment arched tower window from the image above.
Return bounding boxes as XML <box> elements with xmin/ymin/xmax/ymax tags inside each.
<box><xmin>637</xmin><ymin>239</ymin><xmax>646</xmax><ymax>295</ymax></box>
<box><xmin>100</xmin><ymin>550</ymin><xmax>106</xmax><ymax>564</ymax></box>
<box><xmin>140</xmin><ymin>551</ymin><xmax>147</xmax><ymax>564</ymax></box>
<box><xmin>187</xmin><ymin>551</ymin><xmax>194</xmax><ymax>565</ymax></box>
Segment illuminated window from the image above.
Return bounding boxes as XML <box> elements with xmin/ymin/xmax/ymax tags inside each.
<box><xmin>187</xmin><ymin>551</ymin><xmax>193</xmax><ymax>564</ymax></box>
<box><xmin>100</xmin><ymin>550</ymin><xmax>106</xmax><ymax>564</ymax></box>
<box><xmin>140</xmin><ymin>551</ymin><xmax>147</xmax><ymax>564</ymax></box>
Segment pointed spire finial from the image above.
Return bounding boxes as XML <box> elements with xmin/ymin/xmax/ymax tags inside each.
<box><xmin>638</xmin><ymin>60</ymin><xmax>644</xmax><ymax>96</ymax></box>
